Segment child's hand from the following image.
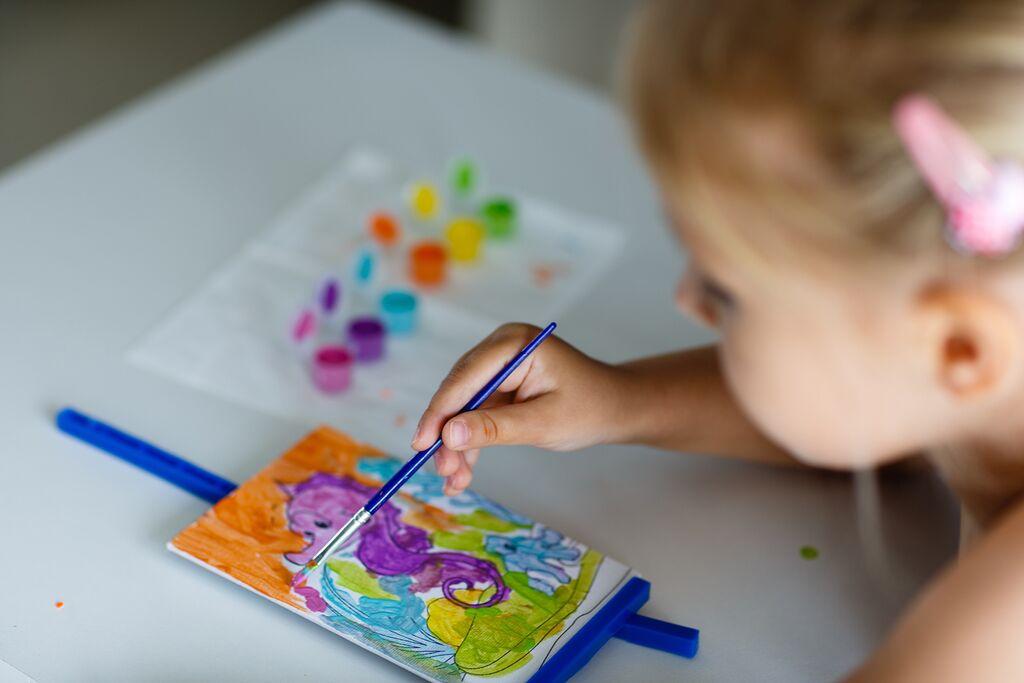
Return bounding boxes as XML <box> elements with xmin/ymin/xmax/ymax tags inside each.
<box><xmin>412</xmin><ymin>323</ymin><xmax>627</xmax><ymax>496</ymax></box>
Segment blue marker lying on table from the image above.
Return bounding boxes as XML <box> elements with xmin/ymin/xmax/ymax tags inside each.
<box><xmin>55</xmin><ymin>322</ymin><xmax>698</xmax><ymax>681</ymax></box>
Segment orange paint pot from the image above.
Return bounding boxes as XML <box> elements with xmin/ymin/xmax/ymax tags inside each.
<box><xmin>368</xmin><ymin>211</ymin><xmax>400</xmax><ymax>247</ymax></box>
<box><xmin>409</xmin><ymin>240</ymin><xmax>447</xmax><ymax>287</ymax></box>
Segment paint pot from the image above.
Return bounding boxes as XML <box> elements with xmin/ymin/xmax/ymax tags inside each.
<box><xmin>346</xmin><ymin>316</ymin><xmax>386</xmax><ymax>363</ymax></box>
<box><xmin>409</xmin><ymin>240</ymin><xmax>447</xmax><ymax>287</ymax></box>
<box><xmin>445</xmin><ymin>217</ymin><xmax>485</xmax><ymax>263</ymax></box>
<box><xmin>380</xmin><ymin>289</ymin><xmax>418</xmax><ymax>334</ymax></box>
<box><xmin>311</xmin><ymin>345</ymin><xmax>353</xmax><ymax>393</ymax></box>
<box><xmin>367</xmin><ymin>211</ymin><xmax>401</xmax><ymax>247</ymax></box>
<box><xmin>480</xmin><ymin>197</ymin><xmax>517</xmax><ymax>239</ymax></box>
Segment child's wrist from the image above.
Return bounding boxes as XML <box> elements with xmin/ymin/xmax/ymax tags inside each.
<box><xmin>600</xmin><ymin>363</ymin><xmax>662</xmax><ymax>446</ymax></box>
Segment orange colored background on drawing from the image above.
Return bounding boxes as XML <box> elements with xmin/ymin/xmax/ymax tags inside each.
<box><xmin>170</xmin><ymin>426</ymin><xmax>458</xmax><ymax>609</ymax></box>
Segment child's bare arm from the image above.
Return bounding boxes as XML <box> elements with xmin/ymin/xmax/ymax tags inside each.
<box><xmin>413</xmin><ymin>324</ymin><xmax>796</xmax><ymax>494</ymax></box>
<box><xmin>617</xmin><ymin>346</ymin><xmax>797</xmax><ymax>465</ymax></box>
<box><xmin>846</xmin><ymin>499</ymin><xmax>1024</xmax><ymax>682</ymax></box>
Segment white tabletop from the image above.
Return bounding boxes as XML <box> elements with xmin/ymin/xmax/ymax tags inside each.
<box><xmin>0</xmin><ymin>2</ymin><xmax>960</xmax><ymax>681</ymax></box>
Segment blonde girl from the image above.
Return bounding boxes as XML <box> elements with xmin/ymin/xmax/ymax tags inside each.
<box><xmin>415</xmin><ymin>2</ymin><xmax>1024</xmax><ymax>679</ymax></box>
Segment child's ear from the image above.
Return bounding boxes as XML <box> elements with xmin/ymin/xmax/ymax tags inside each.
<box><xmin>915</xmin><ymin>284</ymin><xmax>1021</xmax><ymax>399</ymax></box>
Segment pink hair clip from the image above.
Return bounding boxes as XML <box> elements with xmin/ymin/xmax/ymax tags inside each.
<box><xmin>894</xmin><ymin>95</ymin><xmax>1024</xmax><ymax>256</ymax></box>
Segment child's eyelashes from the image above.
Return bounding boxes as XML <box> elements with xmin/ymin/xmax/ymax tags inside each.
<box><xmin>698</xmin><ymin>276</ymin><xmax>736</xmax><ymax>310</ymax></box>
<box><xmin>682</xmin><ymin>274</ymin><xmax>736</xmax><ymax>328</ymax></box>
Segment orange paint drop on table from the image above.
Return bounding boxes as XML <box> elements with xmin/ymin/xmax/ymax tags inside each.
<box><xmin>409</xmin><ymin>240</ymin><xmax>447</xmax><ymax>287</ymax></box>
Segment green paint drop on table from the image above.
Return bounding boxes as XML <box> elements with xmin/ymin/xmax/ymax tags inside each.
<box><xmin>800</xmin><ymin>545</ymin><xmax>819</xmax><ymax>560</ymax></box>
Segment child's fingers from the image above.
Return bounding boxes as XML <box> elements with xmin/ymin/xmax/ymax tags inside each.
<box><xmin>444</xmin><ymin>457</ymin><xmax>473</xmax><ymax>496</ymax></box>
<box><xmin>442</xmin><ymin>448</ymin><xmax>481</xmax><ymax>497</ymax></box>
<box><xmin>441</xmin><ymin>396</ymin><xmax>554</xmax><ymax>451</ymax></box>
<box><xmin>412</xmin><ymin>325</ymin><xmax>542</xmax><ymax>450</ymax></box>
<box><xmin>434</xmin><ymin>446</ymin><xmax>462</xmax><ymax>476</ymax></box>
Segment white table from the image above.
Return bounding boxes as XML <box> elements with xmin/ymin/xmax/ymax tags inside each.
<box><xmin>0</xmin><ymin>2</ymin><xmax>960</xmax><ymax>681</ymax></box>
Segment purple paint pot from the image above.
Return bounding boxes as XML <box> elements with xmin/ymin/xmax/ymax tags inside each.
<box><xmin>311</xmin><ymin>345</ymin><xmax>353</xmax><ymax>393</ymax></box>
<box><xmin>346</xmin><ymin>316</ymin><xmax>386</xmax><ymax>363</ymax></box>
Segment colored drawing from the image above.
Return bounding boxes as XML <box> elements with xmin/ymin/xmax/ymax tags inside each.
<box><xmin>170</xmin><ymin>427</ymin><xmax>632</xmax><ymax>682</ymax></box>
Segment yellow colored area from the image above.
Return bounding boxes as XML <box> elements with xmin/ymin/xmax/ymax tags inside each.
<box><xmin>409</xmin><ymin>182</ymin><xmax>440</xmax><ymax>220</ymax></box>
<box><xmin>426</xmin><ymin>589</ymin><xmax>482</xmax><ymax>647</ymax></box>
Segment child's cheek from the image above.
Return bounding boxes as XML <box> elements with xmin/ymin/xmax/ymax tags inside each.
<box><xmin>718</xmin><ymin>321</ymin><xmax>849</xmax><ymax>465</ymax></box>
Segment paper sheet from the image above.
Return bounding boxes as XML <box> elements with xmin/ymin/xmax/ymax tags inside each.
<box><xmin>129</xmin><ymin>148</ymin><xmax>623</xmax><ymax>449</ymax></box>
<box><xmin>169</xmin><ymin>427</ymin><xmax>635</xmax><ymax>682</ymax></box>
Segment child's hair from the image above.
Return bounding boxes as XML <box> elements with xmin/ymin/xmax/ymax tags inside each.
<box><xmin>624</xmin><ymin>0</ymin><xmax>1024</xmax><ymax>268</ymax></box>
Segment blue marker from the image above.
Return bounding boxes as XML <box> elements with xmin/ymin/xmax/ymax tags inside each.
<box><xmin>55</xmin><ymin>408</ymin><xmax>236</xmax><ymax>504</ymax></box>
<box><xmin>300</xmin><ymin>322</ymin><xmax>558</xmax><ymax>575</ymax></box>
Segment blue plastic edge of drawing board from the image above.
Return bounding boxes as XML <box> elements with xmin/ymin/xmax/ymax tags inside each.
<box><xmin>55</xmin><ymin>407</ymin><xmax>237</xmax><ymax>504</ymax></box>
<box><xmin>55</xmin><ymin>406</ymin><xmax>700</xmax><ymax>679</ymax></box>
<box><xmin>618</xmin><ymin>612</ymin><xmax>700</xmax><ymax>659</ymax></box>
<box><xmin>529</xmin><ymin>576</ymin><xmax>652</xmax><ymax>683</ymax></box>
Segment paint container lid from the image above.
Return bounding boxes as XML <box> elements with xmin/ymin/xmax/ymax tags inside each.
<box><xmin>367</xmin><ymin>211</ymin><xmax>401</xmax><ymax>247</ymax></box>
<box><xmin>450</xmin><ymin>158</ymin><xmax>477</xmax><ymax>199</ymax></box>
<box><xmin>291</xmin><ymin>307</ymin><xmax>317</xmax><ymax>344</ymax></box>
<box><xmin>408</xmin><ymin>182</ymin><xmax>441</xmax><ymax>221</ymax></box>
<box><xmin>351</xmin><ymin>247</ymin><xmax>377</xmax><ymax>288</ymax></box>
<box><xmin>319</xmin><ymin>277</ymin><xmax>341</xmax><ymax>315</ymax></box>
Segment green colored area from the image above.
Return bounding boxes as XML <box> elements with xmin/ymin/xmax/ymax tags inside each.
<box><xmin>453</xmin><ymin>508</ymin><xmax>529</xmax><ymax>533</ymax></box>
<box><xmin>325</xmin><ymin>559</ymin><xmax>397</xmax><ymax>600</ymax></box>
<box><xmin>432</xmin><ymin>529</ymin><xmax>486</xmax><ymax>552</ymax></box>
<box><xmin>450</xmin><ymin>158</ymin><xmax>477</xmax><ymax>197</ymax></box>
<box><xmin>800</xmin><ymin>545</ymin><xmax>820</xmax><ymax>560</ymax></box>
<box><xmin>428</xmin><ymin>549</ymin><xmax>602</xmax><ymax>677</ymax></box>
<box><xmin>479</xmin><ymin>197</ymin><xmax>517</xmax><ymax>239</ymax></box>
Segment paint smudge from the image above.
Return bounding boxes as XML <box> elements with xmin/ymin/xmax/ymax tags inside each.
<box><xmin>394</xmin><ymin>413</ymin><xmax>407</xmax><ymax>428</ymax></box>
<box><xmin>295</xmin><ymin>585</ymin><xmax>328</xmax><ymax>612</ymax></box>
<box><xmin>530</xmin><ymin>262</ymin><xmax>570</xmax><ymax>288</ymax></box>
<box><xmin>54</xmin><ymin>601</ymin><xmax>64</xmax><ymax>609</ymax></box>
<box><xmin>800</xmin><ymin>545</ymin><xmax>820</xmax><ymax>560</ymax></box>
<box><xmin>379</xmin><ymin>388</ymin><xmax>394</xmax><ymax>400</ymax></box>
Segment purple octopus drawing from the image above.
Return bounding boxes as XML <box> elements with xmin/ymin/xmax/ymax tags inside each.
<box><xmin>280</xmin><ymin>473</ymin><xmax>509</xmax><ymax>608</ymax></box>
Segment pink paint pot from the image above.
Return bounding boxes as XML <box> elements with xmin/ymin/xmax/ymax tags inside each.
<box><xmin>311</xmin><ymin>344</ymin><xmax>353</xmax><ymax>394</ymax></box>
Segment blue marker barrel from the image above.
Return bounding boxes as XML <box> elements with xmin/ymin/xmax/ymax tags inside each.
<box><xmin>379</xmin><ymin>289</ymin><xmax>418</xmax><ymax>334</ymax></box>
<box><xmin>55</xmin><ymin>408</ymin><xmax>236</xmax><ymax>504</ymax></box>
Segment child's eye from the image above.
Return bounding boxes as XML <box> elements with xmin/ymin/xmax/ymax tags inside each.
<box><xmin>698</xmin><ymin>277</ymin><xmax>735</xmax><ymax>310</ymax></box>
